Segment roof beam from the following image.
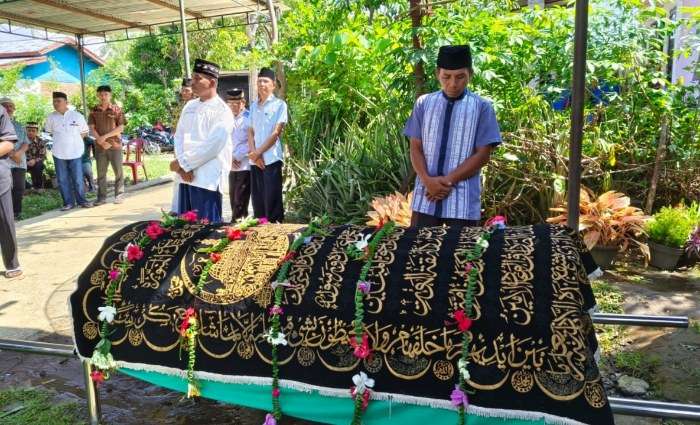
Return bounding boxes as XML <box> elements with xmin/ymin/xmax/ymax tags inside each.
<box><xmin>28</xmin><ymin>0</ymin><xmax>146</xmax><ymax>29</ymax></box>
<box><xmin>142</xmin><ymin>0</ymin><xmax>205</xmax><ymax>19</ymax></box>
<box><xmin>0</xmin><ymin>10</ymin><xmax>85</xmax><ymax>34</ymax></box>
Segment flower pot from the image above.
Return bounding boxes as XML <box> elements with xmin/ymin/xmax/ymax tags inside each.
<box><xmin>648</xmin><ymin>241</ymin><xmax>684</xmax><ymax>270</ymax></box>
<box><xmin>591</xmin><ymin>245</ymin><xmax>618</xmax><ymax>269</ymax></box>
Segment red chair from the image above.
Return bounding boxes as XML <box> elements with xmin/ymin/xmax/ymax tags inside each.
<box><xmin>123</xmin><ymin>138</ymin><xmax>148</xmax><ymax>184</ymax></box>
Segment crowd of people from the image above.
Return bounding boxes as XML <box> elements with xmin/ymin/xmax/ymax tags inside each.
<box><xmin>1</xmin><ymin>44</ymin><xmax>502</xmax><ymax>280</ymax></box>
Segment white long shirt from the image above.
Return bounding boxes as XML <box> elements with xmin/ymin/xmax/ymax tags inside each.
<box><xmin>44</xmin><ymin>109</ymin><xmax>89</xmax><ymax>160</ymax></box>
<box><xmin>174</xmin><ymin>96</ymin><xmax>234</xmax><ymax>194</ymax></box>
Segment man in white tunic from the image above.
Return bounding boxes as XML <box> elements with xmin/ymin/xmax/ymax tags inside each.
<box><xmin>169</xmin><ymin>59</ymin><xmax>234</xmax><ymax>223</ymax></box>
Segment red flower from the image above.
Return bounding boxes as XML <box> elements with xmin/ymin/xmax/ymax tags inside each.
<box><xmin>126</xmin><ymin>244</ymin><xmax>144</xmax><ymax>262</ymax></box>
<box><xmin>179</xmin><ymin>307</ymin><xmax>196</xmax><ymax>336</ymax></box>
<box><xmin>181</xmin><ymin>211</ymin><xmax>198</xmax><ymax>223</ymax></box>
<box><xmin>272</xmin><ymin>388</ymin><xmax>280</xmax><ymax>398</ymax></box>
<box><xmin>454</xmin><ymin>309</ymin><xmax>473</xmax><ymax>332</ymax></box>
<box><xmin>145</xmin><ymin>222</ymin><xmax>165</xmax><ymax>240</ymax></box>
<box><xmin>349</xmin><ymin>333</ymin><xmax>372</xmax><ymax>359</ymax></box>
<box><xmin>90</xmin><ymin>370</ymin><xmax>105</xmax><ymax>386</ymax></box>
<box><xmin>200</xmin><ymin>218</ymin><xmax>210</xmax><ymax>225</ymax></box>
<box><xmin>210</xmin><ymin>252</ymin><xmax>222</xmax><ymax>263</ymax></box>
<box><xmin>279</xmin><ymin>251</ymin><xmax>297</xmax><ymax>265</ymax></box>
<box><xmin>350</xmin><ymin>387</ymin><xmax>371</xmax><ymax>411</ymax></box>
<box><xmin>227</xmin><ymin>228</ymin><xmax>242</xmax><ymax>241</ymax></box>
<box><xmin>258</xmin><ymin>217</ymin><xmax>269</xmax><ymax>225</ymax></box>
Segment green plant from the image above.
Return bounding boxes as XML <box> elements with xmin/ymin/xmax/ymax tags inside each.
<box><xmin>646</xmin><ymin>203</ymin><xmax>699</xmax><ymax>248</ymax></box>
<box><xmin>0</xmin><ymin>388</ymin><xmax>85</xmax><ymax>425</ymax></box>
<box><xmin>548</xmin><ymin>188</ymin><xmax>649</xmax><ymax>255</ymax></box>
<box><xmin>615</xmin><ymin>350</ymin><xmax>660</xmax><ymax>384</ymax></box>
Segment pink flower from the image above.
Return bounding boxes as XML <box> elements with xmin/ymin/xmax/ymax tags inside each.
<box><xmin>263</xmin><ymin>413</ymin><xmax>276</xmax><ymax>425</ymax></box>
<box><xmin>145</xmin><ymin>222</ymin><xmax>165</xmax><ymax>240</ymax></box>
<box><xmin>350</xmin><ymin>387</ymin><xmax>371</xmax><ymax>411</ymax></box>
<box><xmin>179</xmin><ymin>307</ymin><xmax>196</xmax><ymax>336</ymax></box>
<box><xmin>200</xmin><ymin>218</ymin><xmax>210</xmax><ymax>225</ymax></box>
<box><xmin>90</xmin><ymin>370</ymin><xmax>105</xmax><ymax>386</ymax></box>
<box><xmin>258</xmin><ymin>217</ymin><xmax>269</xmax><ymax>225</ymax></box>
<box><xmin>108</xmin><ymin>269</ymin><xmax>120</xmax><ymax>281</ymax></box>
<box><xmin>181</xmin><ymin>210</ymin><xmax>198</xmax><ymax>223</ymax></box>
<box><xmin>464</xmin><ymin>262</ymin><xmax>474</xmax><ymax>273</ymax></box>
<box><xmin>357</xmin><ymin>281</ymin><xmax>372</xmax><ymax>294</ymax></box>
<box><xmin>450</xmin><ymin>385</ymin><xmax>468</xmax><ymax>407</ymax></box>
<box><xmin>227</xmin><ymin>228</ymin><xmax>243</xmax><ymax>241</ymax></box>
<box><xmin>210</xmin><ymin>252</ymin><xmax>222</xmax><ymax>263</ymax></box>
<box><xmin>485</xmin><ymin>215</ymin><xmax>507</xmax><ymax>229</ymax></box>
<box><xmin>269</xmin><ymin>305</ymin><xmax>284</xmax><ymax>316</ymax></box>
<box><xmin>454</xmin><ymin>310</ymin><xmax>473</xmax><ymax>332</ymax></box>
<box><xmin>272</xmin><ymin>388</ymin><xmax>280</xmax><ymax>398</ymax></box>
<box><xmin>350</xmin><ymin>333</ymin><xmax>372</xmax><ymax>359</ymax></box>
<box><xmin>126</xmin><ymin>244</ymin><xmax>144</xmax><ymax>262</ymax></box>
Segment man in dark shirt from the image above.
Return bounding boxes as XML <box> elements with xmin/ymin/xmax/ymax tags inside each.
<box><xmin>25</xmin><ymin>122</ymin><xmax>47</xmax><ymax>190</ymax></box>
<box><xmin>0</xmin><ymin>104</ymin><xmax>21</xmax><ymax>278</ymax></box>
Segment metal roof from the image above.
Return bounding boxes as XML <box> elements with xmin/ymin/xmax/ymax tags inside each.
<box><xmin>0</xmin><ymin>0</ymin><xmax>279</xmax><ymax>37</ymax></box>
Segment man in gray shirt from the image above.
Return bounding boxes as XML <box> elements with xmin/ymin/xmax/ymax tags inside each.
<box><xmin>0</xmin><ymin>103</ymin><xmax>21</xmax><ymax>278</ymax></box>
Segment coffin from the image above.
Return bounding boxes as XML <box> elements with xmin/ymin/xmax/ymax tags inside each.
<box><xmin>70</xmin><ymin>220</ymin><xmax>612</xmax><ymax>425</ymax></box>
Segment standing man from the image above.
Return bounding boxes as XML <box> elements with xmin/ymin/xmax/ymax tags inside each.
<box><xmin>170</xmin><ymin>59</ymin><xmax>234</xmax><ymax>223</ymax></box>
<box><xmin>404</xmin><ymin>45</ymin><xmax>502</xmax><ymax>227</ymax></box>
<box><xmin>0</xmin><ymin>98</ymin><xmax>30</xmax><ymax>219</ymax></box>
<box><xmin>44</xmin><ymin>91</ymin><xmax>92</xmax><ymax>211</ymax></box>
<box><xmin>0</xmin><ymin>104</ymin><xmax>21</xmax><ymax>278</ymax></box>
<box><xmin>248</xmin><ymin>67</ymin><xmax>288</xmax><ymax>223</ymax></box>
<box><xmin>25</xmin><ymin>122</ymin><xmax>47</xmax><ymax>190</ymax></box>
<box><xmin>170</xmin><ymin>77</ymin><xmax>196</xmax><ymax>213</ymax></box>
<box><xmin>88</xmin><ymin>85</ymin><xmax>126</xmax><ymax>205</ymax></box>
<box><xmin>226</xmin><ymin>88</ymin><xmax>251</xmax><ymax>222</ymax></box>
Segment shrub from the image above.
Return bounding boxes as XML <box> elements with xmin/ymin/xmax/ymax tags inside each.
<box><xmin>645</xmin><ymin>203</ymin><xmax>699</xmax><ymax>248</ymax></box>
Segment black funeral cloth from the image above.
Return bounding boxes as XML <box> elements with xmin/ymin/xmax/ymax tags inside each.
<box><xmin>71</xmin><ymin>223</ymin><xmax>612</xmax><ymax>425</ymax></box>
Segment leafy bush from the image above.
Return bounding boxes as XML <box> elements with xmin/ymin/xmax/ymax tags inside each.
<box><xmin>646</xmin><ymin>204</ymin><xmax>699</xmax><ymax>248</ymax></box>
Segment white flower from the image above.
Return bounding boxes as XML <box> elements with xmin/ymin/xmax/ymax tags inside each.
<box><xmin>477</xmin><ymin>238</ymin><xmax>489</xmax><ymax>249</ymax></box>
<box><xmin>354</xmin><ymin>234</ymin><xmax>372</xmax><ymax>250</ymax></box>
<box><xmin>265</xmin><ymin>329</ymin><xmax>288</xmax><ymax>346</ymax></box>
<box><xmin>458</xmin><ymin>358</ymin><xmax>470</xmax><ymax>380</ymax></box>
<box><xmin>90</xmin><ymin>351</ymin><xmax>117</xmax><ymax>370</ymax></box>
<box><xmin>97</xmin><ymin>306</ymin><xmax>117</xmax><ymax>323</ymax></box>
<box><xmin>271</xmin><ymin>280</ymin><xmax>292</xmax><ymax>290</ymax></box>
<box><xmin>352</xmin><ymin>371</ymin><xmax>375</xmax><ymax>394</ymax></box>
<box><xmin>303</xmin><ymin>236</ymin><xmax>313</xmax><ymax>245</ymax></box>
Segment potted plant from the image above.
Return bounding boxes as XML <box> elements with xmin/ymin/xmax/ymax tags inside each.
<box><xmin>645</xmin><ymin>204</ymin><xmax>699</xmax><ymax>270</ymax></box>
<box><xmin>548</xmin><ymin>188</ymin><xmax>648</xmax><ymax>269</ymax></box>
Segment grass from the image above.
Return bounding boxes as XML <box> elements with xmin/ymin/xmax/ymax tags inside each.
<box><xmin>18</xmin><ymin>153</ymin><xmax>172</xmax><ymax>221</ymax></box>
<box><xmin>0</xmin><ymin>388</ymin><xmax>85</xmax><ymax>425</ymax></box>
<box><xmin>591</xmin><ymin>279</ymin><xmax>626</xmax><ymax>353</ymax></box>
<box><xmin>614</xmin><ymin>350</ymin><xmax>661</xmax><ymax>384</ymax></box>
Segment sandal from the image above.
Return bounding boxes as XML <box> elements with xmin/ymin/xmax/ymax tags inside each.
<box><xmin>5</xmin><ymin>269</ymin><xmax>23</xmax><ymax>279</ymax></box>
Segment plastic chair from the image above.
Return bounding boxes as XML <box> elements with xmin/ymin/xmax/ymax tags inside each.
<box><xmin>123</xmin><ymin>138</ymin><xmax>148</xmax><ymax>184</ymax></box>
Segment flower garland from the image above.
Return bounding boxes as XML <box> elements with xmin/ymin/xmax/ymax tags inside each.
<box><xmin>90</xmin><ymin>210</ymin><xmax>202</xmax><ymax>383</ymax></box>
<box><xmin>263</xmin><ymin>217</ymin><xmax>329</xmax><ymax>424</ymax></box>
<box><xmin>450</xmin><ymin>216</ymin><xmax>506</xmax><ymax>424</ymax></box>
<box><xmin>178</xmin><ymin>216</ymin><xmax>269</xmax><ymax>397</ymax></box>
<box><xmin>346</xmin><ymin>220</ymin><xmax>396</xmax><ymax>425</ymax></box>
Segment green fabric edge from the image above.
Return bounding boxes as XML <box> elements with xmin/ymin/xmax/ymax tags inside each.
<box><xmin>120</xmin><ymin>368</ymin><xmax>546</xmax><ymax>425</ymax></box>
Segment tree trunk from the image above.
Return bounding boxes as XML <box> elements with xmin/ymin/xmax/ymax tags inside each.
<box><xmin>410</xmin><ymin>0</ymin><xmax>426</xmax><ymax>97</ymax></box>
<box><xmin>645</xmin><ymin>115</ymin><xmax>670</xmax><ymax>214</ymax></box>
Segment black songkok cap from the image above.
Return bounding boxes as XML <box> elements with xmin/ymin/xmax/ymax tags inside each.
<box><xmin>226</xmin><ymin>88</ymin><xmax>244</xmax><ymax>99</ymax></box>
<box><xmin>96</xmin><ymin>85</ymin><xmax>111</xmax><ymax>93</ymax></box>
<box><xmin>258</xmin><ymin>67</ymin><xmax>275</xmax><ymax>82</ymax></box>
<box><xmin>193</xmin><ymin>59</ymin><xmax>220</xmax><ymax>79</ymax></box>
<box><xmin>436</xmin><ymin>45</ymin><xmax>472</xmax><ymax>70</ymax></box>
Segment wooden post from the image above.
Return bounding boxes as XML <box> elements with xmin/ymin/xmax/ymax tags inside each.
<box><xmin>645</xmin><ymin>116</ymin><xmax>669</xmax><ymax>214</ymax></box>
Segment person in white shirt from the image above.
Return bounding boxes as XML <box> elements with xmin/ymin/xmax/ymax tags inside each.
<box><xmin>44</xmin><ymin>92</ymin><xmax>92</xmax><ymax>211</ymax></box>
<box><xmin>226</xmin><ymin>88</ymin><xmax>251</xmax><ymax>222</ymax></box>
<box><xmin>169</xmin><ymin>59</ymin><xmax>234</xmax><ymax>223</ymax></box>
<box><xmin>248</xmin><ymin>67</ymin><xmax>288</xmax><ymax>223</ymax></box>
